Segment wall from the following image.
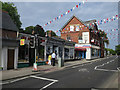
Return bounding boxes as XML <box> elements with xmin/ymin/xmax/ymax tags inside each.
<box><xmin>1</xmin><ymin>47</ymin><xmax>8</xmax><ymax>70</ymax></box>
<box><xmin>1</xmin><ymin>47</ymin><xmax>18</xmax><ymax>70</ymax></box>
<box><xmin>86</xmin><ymin>48</ymin><xmax>91</xmax><ymax>59</ymax></box>
<box><xmin>2</xmin><ymin>30</ymin><xmax>17</xmax><ymax>39</ymax></box>
<box><xmin>61</xmin><ymin>16</ymin><xmax>90</xmax><ymax>43</ymax></box>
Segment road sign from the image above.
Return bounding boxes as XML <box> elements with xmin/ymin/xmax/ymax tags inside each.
<box><xmin>20</xmin><ymin>39</ymin><xmax>25</xmax><ymax>46</ymax></box>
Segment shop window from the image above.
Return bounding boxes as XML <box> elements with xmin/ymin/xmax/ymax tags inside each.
<box><xmin>91</xmin><ymin>48</ymin><xmax>95</xmax><ymax>56</ymax></box>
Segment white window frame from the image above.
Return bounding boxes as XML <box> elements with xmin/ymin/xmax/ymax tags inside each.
<box><xmin>76</xmin><ymin>25</ymin><xmax>79</xmax><ymax>31</ymax></box>
<box><xmin>70</xmin><ymin>25</ymin><xmax>74</xmax><ymax>31</ymax></box>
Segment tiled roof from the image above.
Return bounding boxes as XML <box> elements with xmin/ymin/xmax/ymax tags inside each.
<box><xmin>60</xmin><ymin>15</ymin><xmax>97</xmax><ymax>31</ymax></box>
<box><xmin>0</xmin><ymin>10</ymin><xmax>19</xmax><ymax>31</ymax></box>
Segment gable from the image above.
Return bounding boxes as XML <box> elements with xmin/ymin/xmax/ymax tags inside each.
<box><xmin>61</xmin><ymin>16</ymin><xmax>89</xmax><ymax>33</ymax></box>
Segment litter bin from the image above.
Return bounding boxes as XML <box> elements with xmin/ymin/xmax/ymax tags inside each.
<box><xmin>58</xmin><ymin>57</ymin><xmax>64</xmax><ymax>67</ymax></box>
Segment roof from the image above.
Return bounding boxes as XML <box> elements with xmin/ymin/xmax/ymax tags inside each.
<box><xmin>60</xmin><ymin>15</ymin><xmax>97</xmax><ymax>31</ymax></box>
<box><xmin>0</xmin><ymin>10</ymin><xmax>19</xmax><ymax>32</ymax></box>
<box><xmin>83</xmin><ymin>19</ymin><xmax>96</xmax><ymax>25</ymax></box>
<box><xmin>49</xmin><ymin>36</ymin><xmax>76</xmax><ymax>44</ymax></box>
<box><xmin>60</xmin><ymin>15</ymin><xmax>83</xmax><ymax>31</ymax></box>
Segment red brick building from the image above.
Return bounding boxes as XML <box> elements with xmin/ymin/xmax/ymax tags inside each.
<box><xmin>61</xmin><ymin>15</ymin><xmax>104</xmax><ymax>60</ymax></box>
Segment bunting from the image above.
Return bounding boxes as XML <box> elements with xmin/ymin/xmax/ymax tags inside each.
<box><xmin>44</xmin><ymin>1</ymin><xmax>87</xmax><ymax>26</ymax></box>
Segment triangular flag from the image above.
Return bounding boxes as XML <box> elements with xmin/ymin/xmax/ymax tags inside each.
<box><xmin>76</xmin><ymin>5</ymin><xmax>78</xmax><ymax>8</ymax></box>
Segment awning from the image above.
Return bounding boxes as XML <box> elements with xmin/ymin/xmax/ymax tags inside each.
<box><xmin>75</xmin><ymin>48</ymin><xmax>86</xmax><ymax>51</ymax></box>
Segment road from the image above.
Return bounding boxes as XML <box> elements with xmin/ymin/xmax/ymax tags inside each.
<box><xmin>2</xmin><ymin>56</ymin><xmax>120</xmax><ymax>90</ymax></box>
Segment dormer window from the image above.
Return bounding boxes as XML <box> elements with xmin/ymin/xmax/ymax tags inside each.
<box><xmin>70</xmin><ymin>25</ymin><xmax>74</xmax><ymax>31</ymax></box>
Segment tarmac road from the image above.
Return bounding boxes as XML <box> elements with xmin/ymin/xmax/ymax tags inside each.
<box><xmin>2</xmin><ymin>56</ymin><xmax>120</xmax><ymax>90</ymax></box>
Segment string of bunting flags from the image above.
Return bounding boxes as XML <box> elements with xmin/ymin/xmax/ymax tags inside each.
<box><xmin>61</xmin><ymin>14</ymin><xmax>119</xmax><ymax>34</ymax></box>
<box><xmin>44</xmin><ymin>1</ymin><xmax>87</xmax><ymax>27</ymax></box>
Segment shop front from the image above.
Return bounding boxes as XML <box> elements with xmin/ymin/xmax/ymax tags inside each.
<box><xmin>44</xmin><ymin>37</ymin><xmax>75</xmax><ymax>61</ymax></box>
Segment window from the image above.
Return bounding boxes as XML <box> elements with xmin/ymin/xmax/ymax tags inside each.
<box><xmin>78</xmin><ymin>36</ymin><xmax>83</xmax><ymax>43</ymax></box>
<box><xmin>78</xmin><ymin>36</ymin><xmax>82</xmax><ymax>40</ymax></box>
<box><xmin>67</xmin><ymin>35</ymin><xmax>71</xmax><ymax>41</ymax></box>
<box><xmin>76</xmin><ymin>25</ymin><xmax>79</xmax><ymax>31</ymax></box>
<box><xmin>70</xmin><ymin>26</ymin><xmax>74</xmax><ymax>31</ymax></box>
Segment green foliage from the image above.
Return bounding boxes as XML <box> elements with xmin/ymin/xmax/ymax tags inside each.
<box><xmin>24</xmin><ymin>25</ymin><xmax>45</xmax><ymax>37</ymax></box>
<box><xmin>19</xmin><ymin>28</ymin><xmax>25</xmax><ymax>33</ymax></box>
<box><xmin>34</xmin><ymin>25</ymin><xmax>45</xmax><ymax>37</ymax></box>
<box><xmin>115</xmin><ymin>45</ymin><xmax>120</xmax><ymax>55</ymax></box>
<box><xmin>46</xmin><ymin>30</ymin><xmax>57</xmax><ymax>37</ymax></box>
<box><xmin>1</xmin><ymin>2</ymin><xmax>22</xmax><ymax>29</ymax></box>
<box><xmin>24</xmin><ymin>26</ymin><xmax>34</xmax><ymax>34</ymax></box>
<box><xmin>105</xmin><ymin>48</ymin><xmax>116</xmax><ymax>55</ymax></box>
<box><xmin>99</xmin><ymin>30</ymin><xmax>109</xmax><ymax>45</ymax></box>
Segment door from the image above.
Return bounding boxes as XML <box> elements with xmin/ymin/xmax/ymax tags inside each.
<box><xmin>7</xmin><ymin>49</ymin><xmax>14</xmax><ymax>70</ymax></box>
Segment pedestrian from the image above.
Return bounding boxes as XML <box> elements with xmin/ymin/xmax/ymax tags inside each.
<box><xmin>52</xmin><ymin>51</ymin><xmax>56</xmax><ymax>66</ymax></box>
<box><xmin>48</xmin><ymin>54</ymin><xmax>52</xmax><ymax>65</ymax></box>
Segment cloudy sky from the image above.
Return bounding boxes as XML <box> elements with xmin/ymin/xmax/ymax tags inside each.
<box><xmin>13</xmin><ymin>1</ymin><xmax>119</xmax><ymax>50</ymax></box>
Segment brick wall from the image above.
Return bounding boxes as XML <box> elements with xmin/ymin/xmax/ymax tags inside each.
<box><xmin>61</xmin><ymin>16</ymin><xmax>90</xmax><ymax>43</ymax></box>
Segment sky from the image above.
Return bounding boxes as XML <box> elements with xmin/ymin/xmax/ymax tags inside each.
<box><xmin>13</xmin><ymin>1</ymin><xmax>119</xmax><ymax>50</ymax></box>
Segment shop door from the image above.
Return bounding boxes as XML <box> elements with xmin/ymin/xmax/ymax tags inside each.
<box><xmin>7</xmin><ymin>49</ymin><xmax>14</xmax><ymax>70</ymax></box>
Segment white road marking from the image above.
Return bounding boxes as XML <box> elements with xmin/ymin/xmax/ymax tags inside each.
<box><xmin>30</xmin><ymin>75</ymin><xmax>58</xmax><ymax>82</ymax></box>
<box><xmin>40</xmin><ymin>81</ymin><xmax>56</xmax><ymax>90</ymax></box>
<box><xmin>30</xmin><ymin>75</ymin><xmax>58</xmax><ymax>90</ymax></box>
<box><xmin>117</xmin><ymin>67</ymin><xmax>120</xmax><ymax>71</ymax></box>
<box><xmin>0</xmin><ymin>76</ymin><xmax>30</xmax><ymax>85</ymax></box>
<box><xmin>94</xmin><ymin>56</ymin><xmax>119</xmax><ymax>72</ymax></box>
<box><xmin>95</xmin><ymin>68</ymin><xmax>118</xmax><ymax>72</ymax></box>
<box><xmin>72</xmin><ymin>66</ymin><xmax>81</xmax><ymax>68</ymax></box>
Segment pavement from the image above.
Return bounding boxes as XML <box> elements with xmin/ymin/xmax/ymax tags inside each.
<box><xmin>0</xmin><ymin>56</ymin><xmax>113</xmax><ymax>81</ymax></box>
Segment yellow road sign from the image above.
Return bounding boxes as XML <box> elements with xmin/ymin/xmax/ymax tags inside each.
<box><xmin>20</xmin><ymin>39</ymin><xmax>25</xmax><ymax>46</ymax></box>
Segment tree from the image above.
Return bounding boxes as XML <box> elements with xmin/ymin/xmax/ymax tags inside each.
<box><xmin>24</xmin><ymin>25</ymin><xmax>45</xmax><ymax>37</ymax></box>
<box><xmin>105</xmin><ymin>48</ymin><xmax>116</xmax><ymax>55</ymax></box>
<box><xmin>34</xmin><ymin>25</ymin><xmax>45</xmax><ymax>37</ymax></box>
<box><xmin>98</xmin><ymin>30</ymin><xmax>109</xmax><ymax>46</ymax></box>
<box><xmin>46</xmin><ymin>30</ymin><xmax>57</xmax><ymax>37</ymax></box>
<box><xmin>19</xmin><ymin>28</ymin><xmax>25</xmax><ymax>33</ymax></box>
<box><xmin>24</xmin><ymin>26</ymin><xmax>34</xmax><ymax>34</ymax></box>
<box><xmin>115</xmin><ymin>45</ymin><xmax>120</xmax><ymax>55</ymax></box>
<box><xmin>1</xmin><ymin>2</ymin><xmax>22</xmax><ymax>29</ymax></box>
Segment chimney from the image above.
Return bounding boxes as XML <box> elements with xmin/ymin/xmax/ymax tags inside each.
<box><xmin>48</xmin><ymin>30</ymin><xmax>52</xmax><ymax>37</ymax></box>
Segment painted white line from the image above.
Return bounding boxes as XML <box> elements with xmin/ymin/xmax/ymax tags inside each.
<box><xmin>94</xmin><ymin>66</ymin><xmax>97</xmax><ymax>69</ymax></box>
<box><xmin>10</xmin><ymin>76</ymin><xmax>30</xmax><ymax>83</ymax></box>
<box><xmin>30</xmin><ymin>75</ymin><xmax>58</xmax><ymax>82</ymax></box>
<box><xmin>117</xmin><ymin>67</ymin><xmax>120</xmax><ymax>71</ymax></box>
<box><xmin>30</xmin><ymin>76</ymin><xmax>58</xmax><ymax>90</ymax></box>
<box><xmin>0</xmin><ymin>82</ymin><xmax>9</xmax><ymax>85</ymax></box>
<box><xmin>0</xmin><ymin>76</ymin><xmax>30</xmax><ymax>85</ymax></box>
<box><xmin>94</xmin><ymin>56</ymin><xmax>119</xmax><ymax>72</ymax></box>
<box><xmin>95</xmin><ymin>68</ymin><xmax>118</xmax><ymax>72</ymax></box>
<box><xmin>40</xmin><ymin>81</ymin><xmax>56</xmax><ymax>90</ymax></box>
<box><xmin>72</xmin><ymin>66</ymin><xmax>80</xmax><ymax>68</ymax></box>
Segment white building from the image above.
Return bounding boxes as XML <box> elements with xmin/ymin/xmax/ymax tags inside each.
<box><xmin>0</xmin><ymin>10</ymin><xmax>19</xmax><ymax>70</ymax></box>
